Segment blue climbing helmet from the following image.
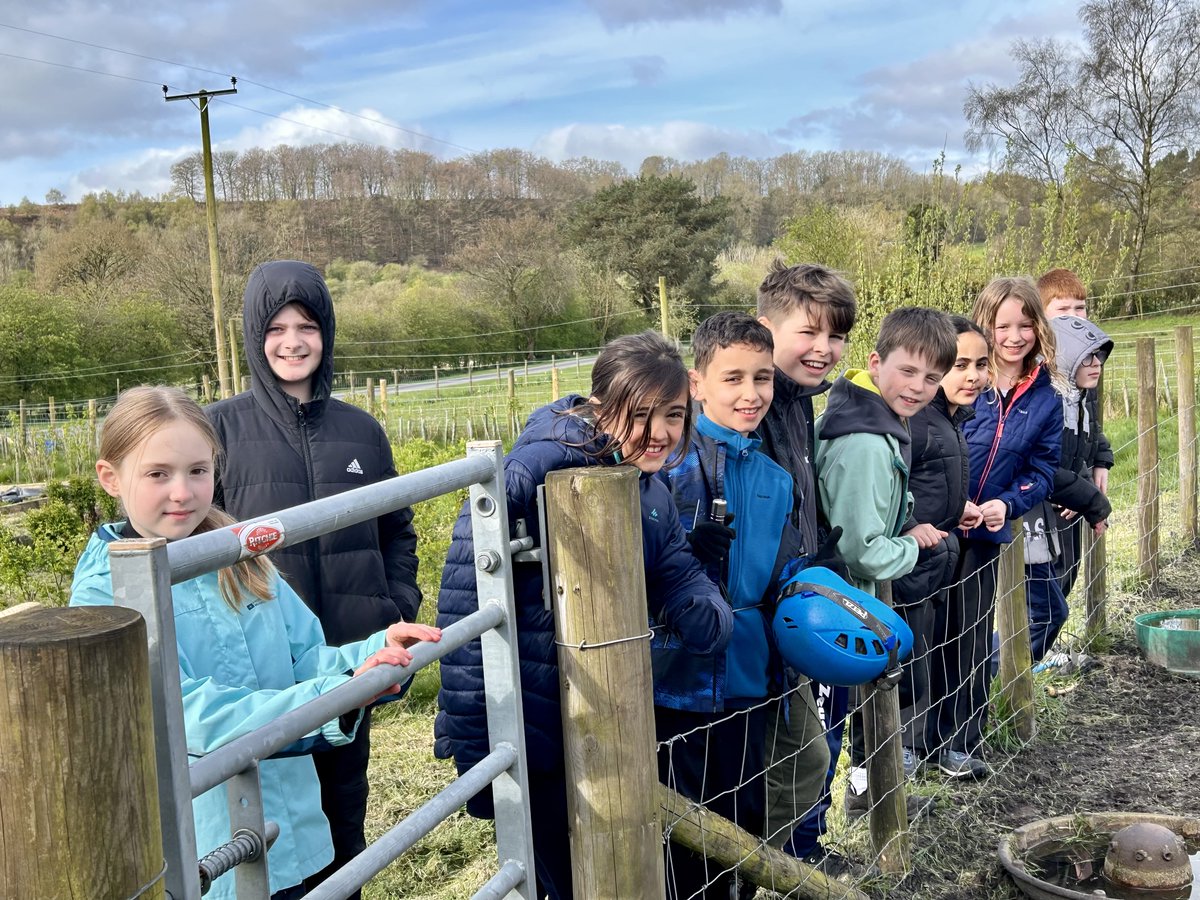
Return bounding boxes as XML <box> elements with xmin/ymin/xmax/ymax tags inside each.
<box><xmin>772</xmin><ymin>566</ymin><xmax>914</xmax><ymax>688</ymax></box>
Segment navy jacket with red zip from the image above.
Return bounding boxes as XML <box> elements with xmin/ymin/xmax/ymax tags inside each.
<box><xmin>961</xmin><ymin>363</ymin><xmax>1063</xmax><ymax>544</ymax></box>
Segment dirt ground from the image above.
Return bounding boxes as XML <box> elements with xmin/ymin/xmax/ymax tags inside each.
<box><xmin>884</xmin><ymin>552</ymin><xmax>1200</xmax><ymax>900</ymax></box>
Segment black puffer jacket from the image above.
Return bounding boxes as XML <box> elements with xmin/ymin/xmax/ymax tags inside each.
<box><xmin>207</xmin><ymin>260</ymin><xmax>421</xmax><ymax>644</ymax></box>
<box><xmin>894</xmin><ymin>390</ymin><xmax>974</xmax><ymax>606</ymax></box>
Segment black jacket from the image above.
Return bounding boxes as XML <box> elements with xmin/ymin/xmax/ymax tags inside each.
<box><xmin>207</xmin><ymin>260</ymin><xmax>421</xmax><ymax>644</ymax></box>
<box><xmin>759</xmin><ymin>368</ymin><xmax>829</xmax><ymax>558</ymax></box>
<box><xmin>894</xmin><ymin>390</ymin><xmax>974</xmax><ymax>606</ymax></box>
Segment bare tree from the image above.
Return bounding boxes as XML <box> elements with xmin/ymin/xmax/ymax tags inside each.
<box><xmin>965</xmin><ymin>38</ymin><xmax>1081</xmax><ymax>192</ymax></box>
<box><xmin>1077</xmin><ymin>0</ymin><xmax>1200</xmax><ymax>288</ymax></box>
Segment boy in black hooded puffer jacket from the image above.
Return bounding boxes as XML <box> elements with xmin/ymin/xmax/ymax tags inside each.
<box><xmin>1022</xmin><ymin>314</ymin><xmax>1113</xmax><ymax>662</ymax></box>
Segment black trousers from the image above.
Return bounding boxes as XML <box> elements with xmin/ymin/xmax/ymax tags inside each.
<box><xmin>656</xmin><ymin>705</ymin><xmax>768</xmax><ymax>899</ymax></box>
<box><xmin>924</xmin><ymin>539</ymin><xmax>1001</xmax><ymax>756</ymax></box>
<box><xmin>848</xmin><ymin>596</ymin><xmax>935</xmax><ymax>765</ymax></box>
<box><xmin>305</xmin><ymin>713</ymin><xmax>372</xmax><ymax>900</ymax></box>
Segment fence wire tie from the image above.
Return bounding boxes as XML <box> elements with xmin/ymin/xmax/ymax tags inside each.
<box><xmin>555</xmin><ymin>629</ymin><xmax>653</xmax><ymax>651</ymax></box>
<box><xmin>123</xmin><ymin>859</ymin><xmax>167</xmax><ymax>900</ymax></box>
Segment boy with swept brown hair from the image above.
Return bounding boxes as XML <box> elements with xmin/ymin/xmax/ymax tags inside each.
<box><xmin>754</xmin><ymin>261</ymin><xmax>856</xmax><ymax>872</ymax></box>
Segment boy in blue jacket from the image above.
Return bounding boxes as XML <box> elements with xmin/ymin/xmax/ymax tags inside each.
<box><xmin>662</xmin><ymin>312</ymin><xmax>795</xmax><ymax>898</ymax></box>
<box><xmin>815</xmin><ymin>307</ymin><xmax>958</xmax><ymax>806</ymax></box>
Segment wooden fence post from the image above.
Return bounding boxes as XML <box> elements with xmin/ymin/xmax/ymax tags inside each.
<box><xmin>88</xmin><ymin>399</ymin><xmax>98</xmax><ymax>452</ymax></box>
<box><xmin>48</xmin><ymin>397</ymin><xmax>55</xmax><ymax>428</ymax></box>
<box><xmin>201</xmin><ymin>374</ymin><xmax>212</xmax><ymax>404</ymax></box>
<box><xmin>551</xmin><ymin>365</ymin><xmax>560</xmax><ymax>401</ymax></box>
<box><xmin>862</xmin><ymin>580</ymin><xmax>910</xmax><ymax>875</ymax></box>
<box><xmin>995</xmin><ymin>518</ymin><xmax>1036</xmax><ymax>742</ymax></box>
<box><xmin>468</xmin><ymin>362</ymin><xmax>474</xmax><ymax>393</ymax></box>
<box><xmin>1176</xmin><ymin>326</ymin><xmax>1197</xmax><ymax>545</ymax></box>
<box><xmin>507</xmin><ymin>369</ymin><xmax>516</xmax><ymax>403</ymax></box>
<box><xmin>378</xmin><ymin>379</ymin><xmax>389</xmax><ymax>425</ymax></box>
<box><xmin>0</xmin><ymin>605</ymin><xmax>163</xmax><ymax>899</ymax></box>
<box><xmin>366</xmin><ymin>379</ymin><xmax>376</xmax><ymax>416</ymax></box>
<box><xmin>1084</xmin><ymin>378</ymin><xmax>1107</xmax><ymax>646</ymax></box>
<box><xmin>1136</xmin><ymin>338</ymin><xmax>1160</xmax><ymax>581</ymax></box>
<box><xmin>434</xmin><ymin>365</ymin><xmax>440</xmax><ymax>400</ymax></box>
<box><xmin>545</xmin><ymin>467</ymin><xmax>664</xmax><ymax>898</ymax></box>
<box><xmin>227</xmin><ymin>317</ymin><xmax>241</xmax><ymax>396</ymax></box>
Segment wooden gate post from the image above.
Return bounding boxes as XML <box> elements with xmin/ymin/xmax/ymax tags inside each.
<box><xmin>0</xmin><ymin>605</ymin><xmax>163</xmax><ymax>899</ymax></box>
<box><xmin>546</xmin><ymin>467</ymin><xmax>665</xmax><ymax>899</ymax></box>
<box><xmin>1176</xmin><ymin>326</ymin><xmax>1197</xmax><ymax>544</ymax></box>
<box><xmin>861</xmin><ymin>579</ymin><xmax>911</xmax><ymax>875</ymax></box>
<box><xmin>1136</xmin><ymin>338</ymin><xmax>1160</xmax><ymax>581</ymax></box>
<box><xmin>995</xmin><ymin>518</ymin><xmax>1036</xmax><ymax>742</ymax></box>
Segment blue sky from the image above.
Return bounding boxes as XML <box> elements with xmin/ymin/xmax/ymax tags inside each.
<box><xmin>0</xmin><ymin>0</ymin><xmax>1083</xmax><ymax>205</ymax></box>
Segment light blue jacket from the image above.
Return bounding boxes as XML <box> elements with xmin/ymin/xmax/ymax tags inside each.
<box><xmin>70</xmin><ymin>524</ymin><xmax>392</xmax><ymax>900</ymax></box>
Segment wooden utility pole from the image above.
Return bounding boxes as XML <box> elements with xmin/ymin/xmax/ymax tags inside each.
<box><xmin>1084</xmin><ymin>378</ymin><xmax>1107</xmax><ymax>646</ymax></box>
<box><xmin>0</xmin><ymin>605</ymin><xmax>163</xmax><ymax>899</ymax></box>
<box><xmin>546</xmin><ymin>467</ymin><xmax>664</xmax><ymax>897</ymax></box>
<box><xmin>165</xmin><ymin>80</ymin><xmax>238</xmax><ymax>399</ymax></box>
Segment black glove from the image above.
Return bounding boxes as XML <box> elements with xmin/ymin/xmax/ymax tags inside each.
<box><xmin>807</xmin><ymin>526</ymin><xmax>851</xmax><ymax>581</ymax></box>
<box><xmin>687</xmin><ymin>512</ymin><xmax>736</xmax><ymax>565</ymax></box>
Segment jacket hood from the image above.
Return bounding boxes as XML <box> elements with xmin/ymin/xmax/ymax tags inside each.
<box><xmin>243</xmin><ymin>260</ymin><xmax>337</xmax><ymax>425</ymax></box>
<box><xmin>511</xmin><ymin>395</ymin><xmax>610</xmax><ymax>458</ymax></box>
<box><xmin>1050</xmin><ymin>316</ymin><xmax>1113</xmax><ymax>389</ymax></box>
<box><xmin>817</xmin><ymin>370</ymin><xmax>910</xmax><ymax>444</ymax></box>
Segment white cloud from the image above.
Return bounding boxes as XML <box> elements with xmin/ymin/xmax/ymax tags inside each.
<box><xmin>585</xmin><ymin>0</ymin><xmax>781</xmax><ymax>27</ymax></box>
<box><xmin>535</xmin><ymin>121</ymin><xmax>790</xmax><ymax>169</ymax></box>
<box><xmin>65</xmin><ymin>144</ymin><xmax>192</xmax><ymax>199</ymax></box>
<box><xmin>218</xmin><ymin>105</ymin><xmax>442</xmax><ymax>154</ymax></box>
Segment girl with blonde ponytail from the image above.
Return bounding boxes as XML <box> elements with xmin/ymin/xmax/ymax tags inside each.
<box><xmin>70</xmin><ymin>385</ymin><xmax>440</xmax><ymax>900</ymax></box>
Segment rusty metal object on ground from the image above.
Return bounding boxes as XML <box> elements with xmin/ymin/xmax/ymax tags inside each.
<box><xmin>1102</xmin><ymin>821</ymin><xmax>1193</xmax><ymax>890</ymax></box>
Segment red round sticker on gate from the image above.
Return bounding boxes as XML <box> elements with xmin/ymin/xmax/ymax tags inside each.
<box><xmin>236</xmin><ymin>518</ymin><xmax>285</xmax><ymax>556</ymax></box>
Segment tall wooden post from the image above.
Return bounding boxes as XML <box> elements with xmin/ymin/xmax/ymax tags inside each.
<box><xmin>201</xmin><ymin>374</ymin><xmax>212</xmax><ymax>404</ymax></box>
<box><xmin>1136</xmin><ymin>338</ymin><xmax>1160</xmax><ymax>581</ymax></box>
<box><xmin>995</xmin><ymin>518</ymin><xmax>1035</xmax><ymax>742</ymax></box>
<box><xmin>1176</xmin><ymin>326</ymin><xmax>1197</xmax><ymax>544</ymax></box>
<box><xmin>1084</xmin><ymin>378</ymin><xmax>1107</xmax><ymax>645</ymax></box>
<box><xmin>551</xmin><ymin>365</ymin><xmax>560</xmax><ymax>401</ymax></box>
<box><xmin>48</xmin><ymin>397</ymin><xmax>56</xmax><ymax>428</ymax></box>
<box><xmin>658</xmin><ymin>276</ymin><xmax>670</xmax><ymax>339</ymax></box>
<box><xmin>0</xmin><ymin>605</ymin><xmax>163</xmax><ymax>899</ymax></box>
<box><xmin>545</xmin><ymin>468</ymin><xmax>664</xmax><ymax>898</ymax></box>
<box><xmin>434</xmin><ymin>365</ymin><xmax>440</xmax><ymax>400</ymax></box>
<box><xmin>378</xmin><ymin>379</ymin><xmax>389</xmax><ymax>425</ymax></box>
<box><xmin>366</xmin><ymin>379</ymin><xmax>376</xmax><ymax>416</ymax></box>
<box><xmin>507</xmin><ymin>370</ymin><xmax>516</xmax><ymax>403</ymax></box>
<box><xmin>227</xmin><ymin>317</ymin><xmax>241</xmax><ymax>395</ymax></box>
<box><xmin>862</xmin><ymin>580</ymin><xmax>910</xmax><ymax>875</ymax></box>
<box><xmin>467</xmin><ymin>362</ymin><xmax>474</xmax><ymax>393</ymax></box>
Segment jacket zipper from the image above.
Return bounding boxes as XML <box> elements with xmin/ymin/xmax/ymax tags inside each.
<box><xmin>972</xmin><ymin>369</ymin><xmax>1038</xmax><ymax>505</ymax></box>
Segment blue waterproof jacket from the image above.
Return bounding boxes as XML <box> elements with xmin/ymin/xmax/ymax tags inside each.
<box><xmin>662</xmin><ymin>415</ymin><xmax>796</xmax><ymax>711</ymax></box>
<box><xmin>434</xmin><ymin>397</ymin><xmax>731</xmax><ymax>795</ymax></box>
<box><xmin>70</xmin><ymin>524</ymin><xmax>393</xmax><ymax>900</ymax></box>
<box><xmin>962</xmin><ymin>364</ymin><xmax>1063</xmax><ymax>544</ymax></box>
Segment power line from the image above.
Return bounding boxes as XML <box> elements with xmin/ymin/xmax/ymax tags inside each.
<box><xmin>0</xmin><ymin>49</ymin><xmax>168</xmax><ymax>87</ymax></box>
<box><xmin>0</xmin><ymin>20</ymin><xmax>477</xmax><ymax>156</ymax></box>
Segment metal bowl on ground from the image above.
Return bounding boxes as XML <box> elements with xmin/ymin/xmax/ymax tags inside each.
<box><xmin>1135</xmin><ymin>609</ymin><xmax>1200</xmax><ymax>678</ymax></box>
<box><xmin>998</xmin><ymin>812</ymin><xmax>1200</xmax><ymax>900</ymax></box>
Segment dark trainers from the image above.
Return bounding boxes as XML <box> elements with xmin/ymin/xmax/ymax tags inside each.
<box><xmin>937</xmin><ymin>749</ymin><xmax>992</xmax><ymax>779</ymax></box>
<box><xmin>800</xmin><ymin>844</ymin><xmax>859</xmax><ymax>880</ymax></box>
<box><xmin>845</xmin><ymin>788</ymin><xmax>937</xmax><ymax>821</ymax></box>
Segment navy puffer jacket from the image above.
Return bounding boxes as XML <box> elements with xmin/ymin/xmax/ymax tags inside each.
<box><xmin>434</xmin><ymin>397</ymin><xmax>732</xmax><ymax>801</ymax></box>
<box><xmin>962</xmin><ymin>364</ymin><xmax>1063</xmax><ymax>544</ymax></box>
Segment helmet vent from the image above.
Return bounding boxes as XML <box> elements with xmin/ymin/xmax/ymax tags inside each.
<box><xmin>835</xmin><ymin>633</ymin><xmax>849</xmax><ymax>649</ymax></box>
<box><xmin>872</xmin><ymin>640</ymin><xmax>884</xmax><ymax>655</ymax></box>
<box><xmin>854</xmin><ymin>636</ymin><xmax>868</xmax><ymax>656</ymax></box>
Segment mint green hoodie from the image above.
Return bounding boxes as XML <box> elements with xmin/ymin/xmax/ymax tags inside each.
<box><xmin>815</xmin><ymin>369</ymin><xmax>918</xmax><ymax>597</ymax></box>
